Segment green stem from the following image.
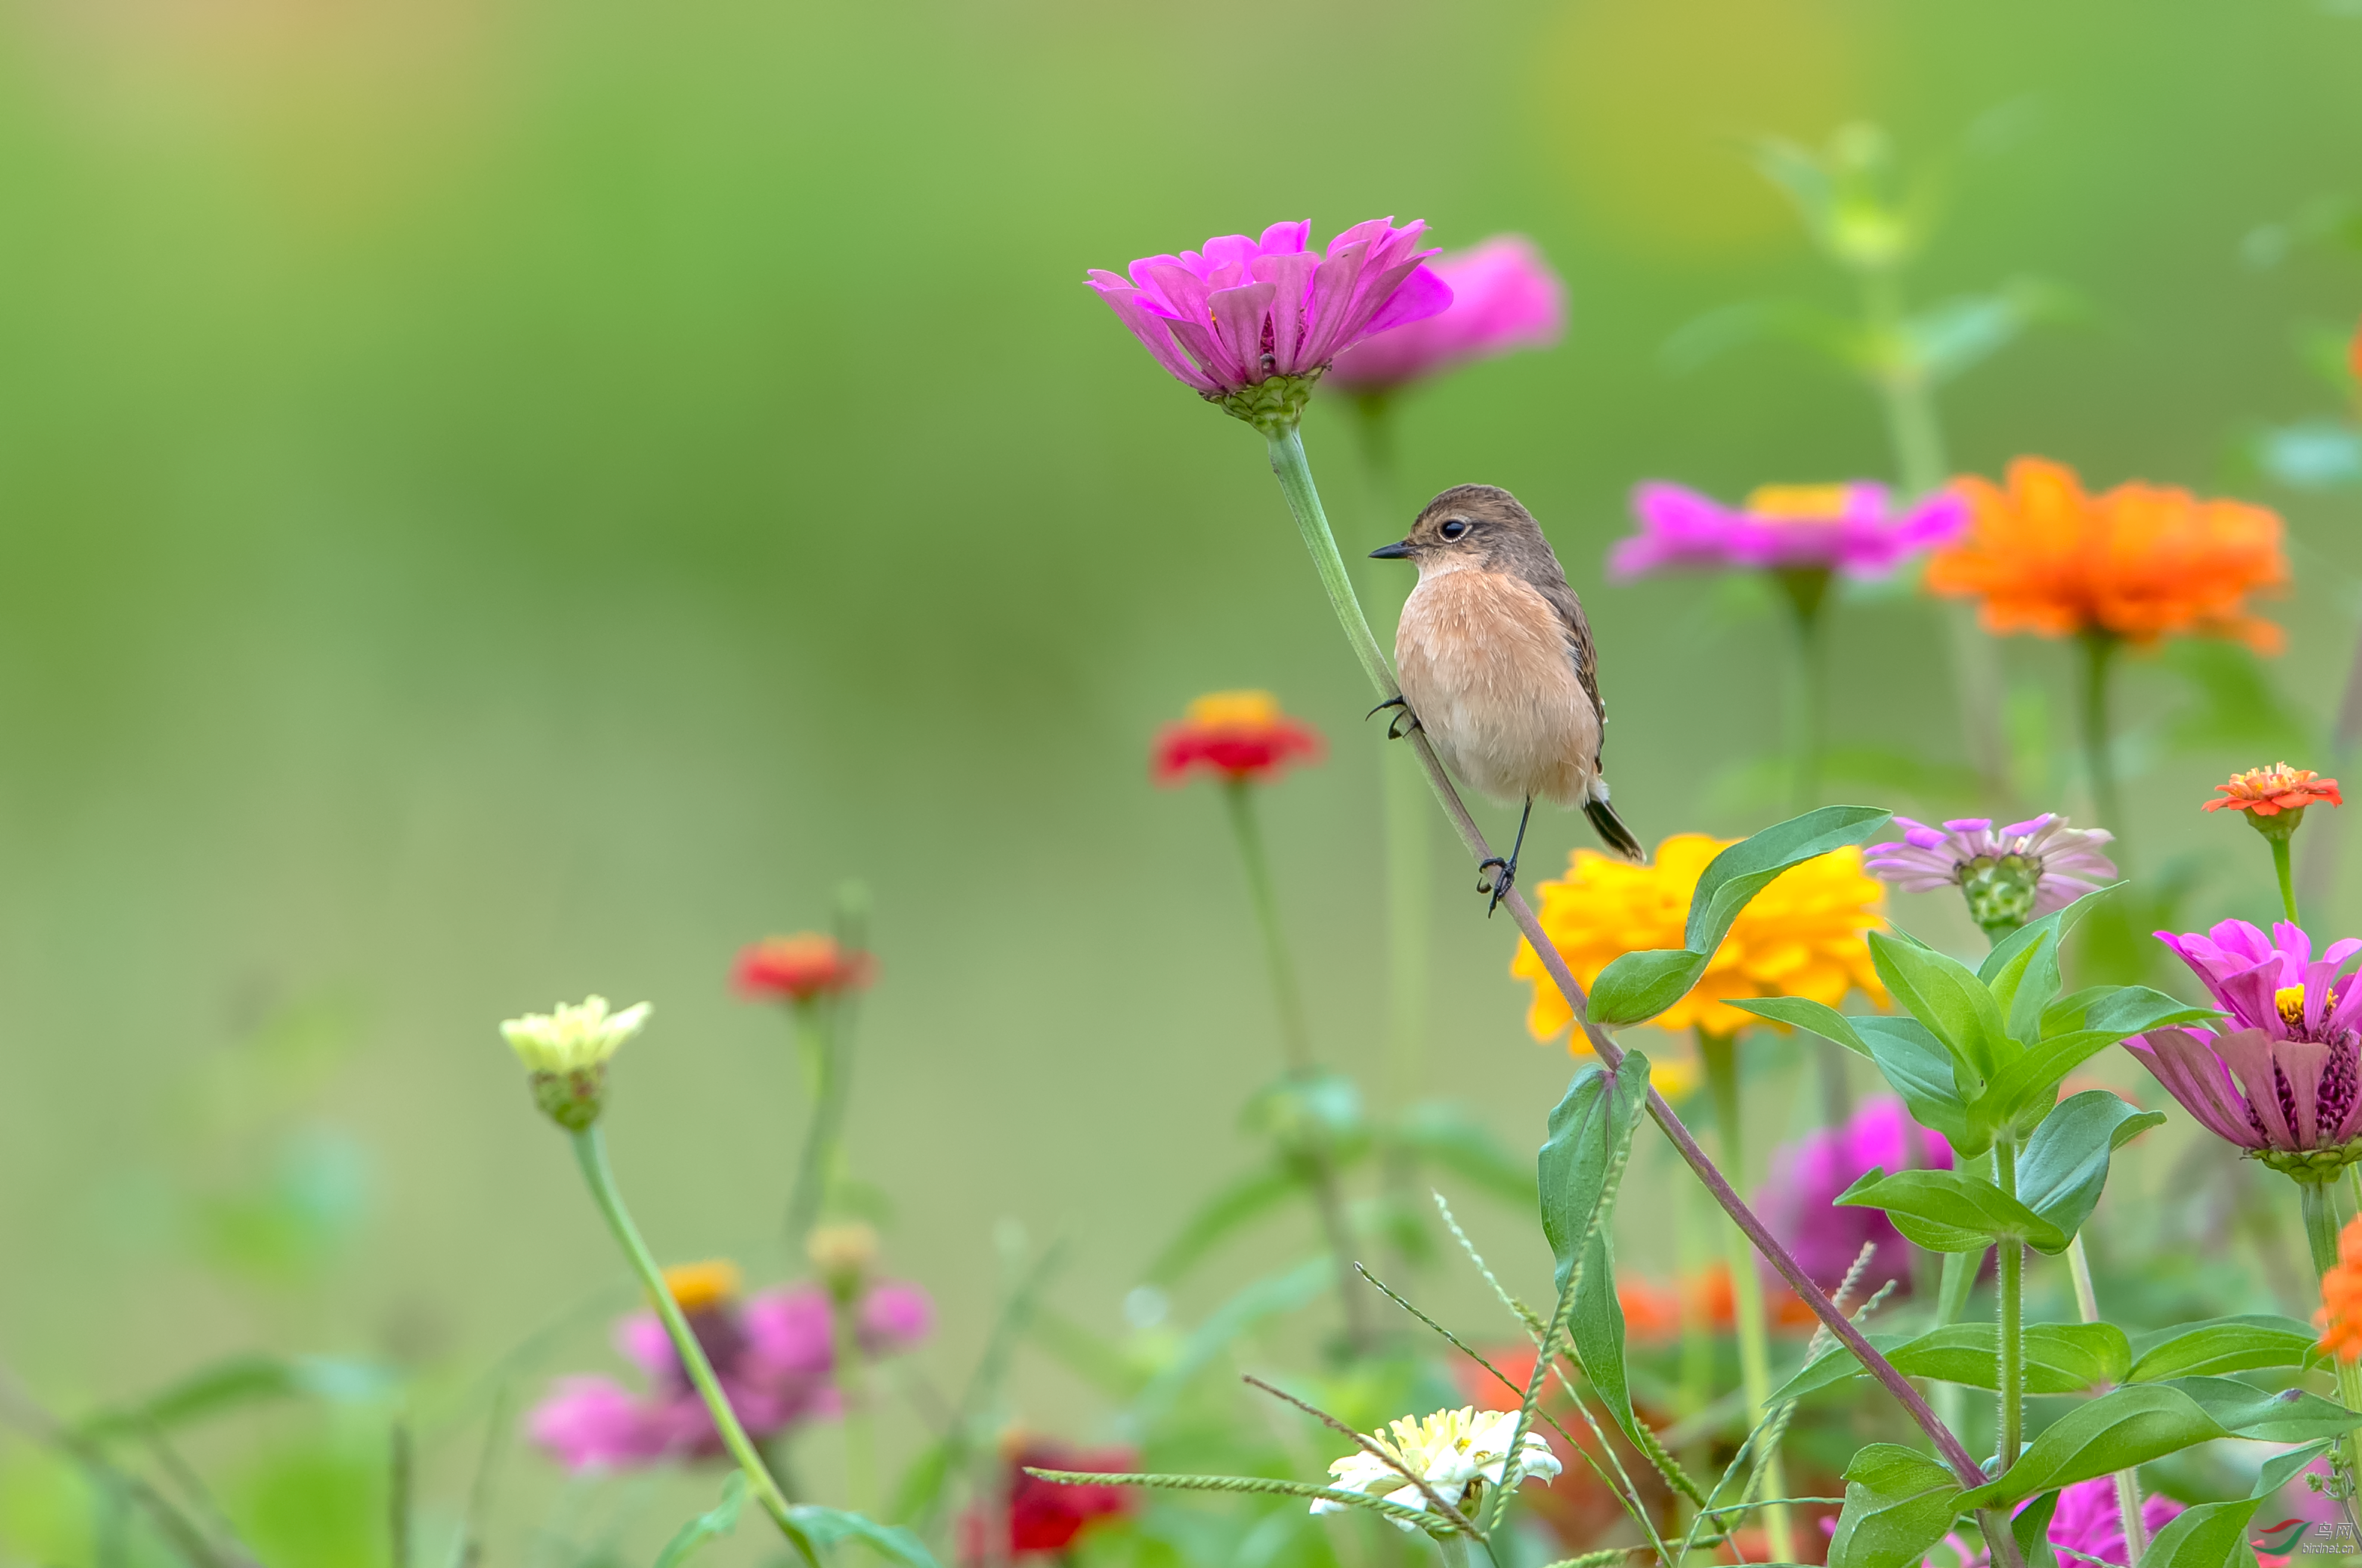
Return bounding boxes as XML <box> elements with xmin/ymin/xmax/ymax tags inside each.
<box><xmin>1267</xmin><ymin>426</ymin><xmax>1398</xmax><ymax>697</ymax></box>
<box><xmin>2273</xmin><ymin>834</ymin><xmax>2302</xmax><ymax>927</ymax></box>
<box><xmin>1994</xmin><ymin>1139</ymin><xmax>2025</xmax><ymax>1474</ymax></box>
<box><xmin>1699</xmin><ymin>1033</ymin><xmax>1794</xmax><ymax>1566</ymax></box>
<box><xmin>1224</xmin><ymin>780</ymin><xmax>1314</xmax><ymax>1073</ymax></box>
<box><xmin>569</xmin><ymin>1127</ymin><xmax>813</xmax><ymax>1562</ymax></box>
<box><xmin>1772</xmin><ymin>568</ymin><xmax>1830</xmax><ymax>816</ymax></box>
<box><xmin>2077</xmin><ymin>630</ymin><xmax>2127</xmax><ymax>859</ymax></box>
<box><xmin>782</xmin><ymin>1001</ymin><xmax>847</xmax><ymax>1242</ymax></box>
<box><xmin>1434</xmin><ymin>1531</ymin><xmax>1474</xmax><ymax>1568</ymax></box>
<box><xmin>829</xmin><ymin>1295</ymin><xmax>875</xmax><ymax>1515</ymax></box>
<box><xmin>2298</xmin><ymin>1180</ymin><xmax>2362</xmax><ymax>1538</ymax></box>
<box><xmin>2065</xmin><ymin>1235</ymin><xmax>2147</xmax><ymax>1562</ymax></box>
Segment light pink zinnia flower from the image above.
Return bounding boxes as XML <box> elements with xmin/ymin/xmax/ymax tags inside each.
<box><xmin>1085</xmin><ymin>220</ymin><xmax>1450</xmax><ymax>427</ymax></box>
<box><xmin>1863</xmin><ymin>813</ymin><xmax>2118</xmax><ymax>937</ymax></box>
<box><xmin>2124</xmin><ymin>920</ymin><xmax>2362</xmax><ymax>1179</ymax></box>
<box><xmin>1323</xmin><ymin>235</ymin><xmax>1564</xmax><ymax>394</ymax></box>
<box><xmin>528</xmin><ymin>1279</ymin><xmax>933</xmax><ymax>1472</ymax></box>
<box><xmin>1610</xmin><ymin>482</ymin><xmax>1968</xmax><ymax>582</ymax></box>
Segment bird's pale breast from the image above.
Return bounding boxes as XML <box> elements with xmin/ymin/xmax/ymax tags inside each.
<box><xmin>1396</xmin><ymin>567</ymin><xmax>1600</xmax><ymax>806</ymax></box>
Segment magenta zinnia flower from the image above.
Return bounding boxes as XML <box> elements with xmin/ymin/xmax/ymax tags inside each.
<box><xmin>528</xmin><ymin>1276</ymin><xmax>933</xmax><ymax>1471</ymax></box>
<box><xmin>1609</xmin><ymin>482</ymin><xmax>1968</xmax><ymax>583</ymax></box>
<box><xmin>1863</xmin><ymin>813</ymin><xmax>2118</xmax><ymax>938</ymax></box>
<box><xmin>1757</xmin><ymin>1097</ymin><xmax>1952</xmax><ymax>1301</ymax></box>
<box><xmin>1323</xmin><ymin>235</ymin><xmax>1564</xmax><ymax>395</ymax></box>
<box><xmin>2125</xmin><ymin>920</ymin><xmax>2362</xmax><ymax>1179</ymax></box>
<box><xmin>1085</xmin><ymin>220</ymin><xmax>1450</xmax><ymax>431</ymax></box>
<box><xmin>1935</xmin><ymin>1477</ymin><xmax>2184</xmax><ymax>1568</ymax></box>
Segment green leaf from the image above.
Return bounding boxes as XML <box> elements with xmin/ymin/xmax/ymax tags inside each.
<box><xmin>2011</xmin><ymin>1489</ymin><xmax>2062</xmax><ymax>1568</ymax></box>
<box><xmin>654</xmin><ymin>1475</ymin><xmax>746</xmax><ymax>1568</ymax></box>
<box><xmin>2127</xmin><ymin>1316</ymin><xmax>2319</xmax><ymax>1382</ymax></box>
<box><xmin>2012</xmin><ymin>1091</ymin><xmax>2167</xmax><ymax>1245</ymax></box>
<box><xmin>1772</xmin><ymin>1322</ymin><xmax>2129</xmax><ymax>1401</ymax></box>
<box><xmin>1837</xmin><ymin>1167</ymin><xmax>2066</xmax><ymax>1253</ymax></box>
<box><xmin>1731</xmin><ymin>995</ymin><xmax>1868</xmax><ymax>1054</ymax></box>
<box><xmin>2162</xmin><ymin>1376</ymin><xmax>2362</xmax><ymax>1443</ymax></box>
<box><xmin>1961</xmin><ymin>1386</ymin><xmax>2241</xmax><ymax>1509</ymax></box>
<box><xmin>1869</xmin><ymin>932</ymin><xmax>2011</xmax><ymax>1086</ymax></box>
<box><xmin>1590</xmin><ymin>807</ymin><xmax>1893</xmax><ymax>1027</ymax></box>
<box><xmin>1855</xmin><ymin>1017</ymin><xmax>1977</xmax><ymax>1147</ymax></box>
<box><xmin>785</xmin><ymin>1507</ymin><xmax>944</xmax><ymax>1567</ymax></box>
<box><xmin>1979</xmin><ymin>886</ymin><xmax>2112</xmax><ymax>1037</ymax></box>
<box><xmin>1538</xmin><ymin>1052</ymin><xmax>1652</xmax><ymax>1449</ymax></box>
<box><xmin>1128</xmin><ymin>1258</ymin><xmax>1328</xmax><ymax>1428</ymax></box>
<box><xmin>1143</xmin><ymin>1165</ymin><xmax>1299</xmax><ymax>1285</ymax></box>
<box><xmin>2137</xmin><ymin>1440</ymin><xmax>2333</xmax><ymax>1568</ymax></box>
<box><xmin>1825</xmin><ymin>1443</ymin><xmax>1965</xmax><ymax>1568</ymax></box>
<box><xmin>78</xmin><ymin>1354</ymin><xmax>398</xmax><ymax>1439</ymax></box>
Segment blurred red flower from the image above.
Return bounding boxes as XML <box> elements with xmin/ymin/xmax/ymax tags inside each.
<box><xmin>1151</xmin><ymin>690</ymin><xmax>1323</xmax><ymax>786</ymax></box>
<box><xmin>732</xmin><ymin>933</ymin><xmax>876</xmax><ymax>1003</ymax></box>
<box><xmin>963</xmin><ymin>1441</ymin><xmax>1134</xmax><ymax>1561</ymax></box>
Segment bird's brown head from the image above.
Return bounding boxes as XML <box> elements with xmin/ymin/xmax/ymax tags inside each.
<box><xmin>1369</xmin><ymin>484</ymin><xmax>1556</xmax><ymax>577</ymax></box>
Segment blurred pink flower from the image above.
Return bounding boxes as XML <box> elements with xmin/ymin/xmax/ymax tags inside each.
<box><xmin>1085</xmin><ymin>220</ymin><xmax>1450</xmax><ymax>403</ymax></box>
<box><xmin>1938</xmin><ymin>1476</ymin><xmax>2184</xmax><ymax>1568</ymax></box>
<box><xmin>1610</xmin><ymin>482</ymin><xmax>1967</xmax><ymax>582</ymax></box>
<box><xmin>1323</xmin><ymin>236</ymin><xmax>1564</xmax><ymax>394</ymax></box>
<box><xmin>529</xmin><ymin>1278</ymin><xmax>933</xmax><ymax>1472</ymax></box>
<box><xmin>1757</xmin><ymin>1097</ymin><xmax>1951</xmax><ymax>1301</ymax></box>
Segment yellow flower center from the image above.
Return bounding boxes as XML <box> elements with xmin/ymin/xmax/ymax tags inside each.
<box><xmin>1744</xmin><ymin>485</ymin><xmax>1851</xmax><ymax>523</ymax></box>
<box><xmin>1183</xmin><ymin>690</ymin><xmax>1280</xmax><ymax>730</ymax></box>
<box><xmin>2277</xmin><ymin>984</ymin><xmax>2325</xmax><ymax>1030</ymax></box>
<box><xmin>661</xmin><ymin>1259</ymin><xmax>742</xmax><ymax>1313</ymax></box>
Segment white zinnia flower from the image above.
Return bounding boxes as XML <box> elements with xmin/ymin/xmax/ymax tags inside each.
<box><xmin>501</xmin><ymin>995</ymin><xmax>651</xmax><ymax>1074</ymax></box>
<box><xmin>1308</xmin><ymin>1407</ymin><xmax>1559</xmax><ymax>1533</ymax></box>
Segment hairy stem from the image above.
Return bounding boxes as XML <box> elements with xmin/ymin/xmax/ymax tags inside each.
<box><xmin>1700</xmin><ymin>1032</ymin><xmax>1793</xmax><ymax>1564</ymax></box>
<box><xmin>1773</xmin><ymin>568</ymin><xmax>1831</xmax><ymax>816</ymax></box>
<box><xmin>1257</xmin><ymin>423</ymin><xmax>2006</xmax><ymax>1546</ymax></box>
<box><xmin>2065</xmin><ymin>1235</ymin><xmax>2148</xmax><ymax>1563</ymax></box>
<box><xmin>2077</xmin><ymin>630</ymin><xmax>2127</xmax><ymax>861</ymax></box>
<box><xmin>569</xmin><ymin>1127</ymin><xmax>814</xmax><ymax>1563</ymax></box>
<box><xmin>1995</xmin><ymin>1139</ymin><xmax>2024</xmax><ymax>1473</ymax></box>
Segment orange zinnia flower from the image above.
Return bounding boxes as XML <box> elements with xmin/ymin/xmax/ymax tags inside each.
<box><xmin>2202</xmin><ymin>763</ymin><xmax>2343</xmax><ymax>819</ymax></box>
<box><xmin>1926</xmin><ymin>457</ymin><xmax>2288</xmax><ymax>652</ymax></box>
<box><xmin>2317</xmin><ymin>1216</ymin><xmax>2362</xmax><ymax>1363</ymax></box>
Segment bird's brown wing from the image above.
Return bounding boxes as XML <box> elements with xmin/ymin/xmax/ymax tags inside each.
<box><xmin>1533</xmin><ymin>573</ymin><xmax>1606</xmax><ymax>770</ymax></box>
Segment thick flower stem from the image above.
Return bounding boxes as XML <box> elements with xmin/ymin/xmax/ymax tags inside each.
<box><xmin>1221</xmin><ymin>775</ymin><xmax>1369</xmax><ymax>1352</ymax></box>
<box><xmin>784</xmin><ymin>1001</ymin><xmax>850</xmax><ymax>1243</ymax></box>
<box><xmin>2065</xmin><ymin>1235</ymin><xmax>2148</xmax><ymax>1563</ymax></box>
<box><xmin>1994</xmin><ymin>1140</ymin><xmax>2025</xmax><ymax>1474</ymax></box>
<box><xmin>1772</xmin><ymin>568</ymin><xmax>1831</xmax><ymax>816</ymax></box>
<box><xmin>1699</xmin><ymin>1034</ymin><xmax>1794</xmax><ymax>1566</ymax></box>
<box><xmin>1434</xmin><ymin>1531</ymin><xmax>1474</xmax><ymax>1568</ymax></box>
<box><xmin>1223</xmin><ymin>780</ymin><xmax>1314</xmax><ymax>1073</ymax></box>
<box><xmin>2298</xmin><ymin>1180</ymin><xmax>2362</xmax><ymax>1534</ymax></box>
<box><xmin>2273</xmin><ymin>834</ymin><xmax>2302</xmax><ymax>926</ymax></box>
<box><xmin>568</xmin><ymin>1127</ymin><xmax>813</xmax><ymax>1564</ymax></box>
<box><xmin>1255</xmin><ymin>421</ymin><xmax>2009</xmax><ymax>1556</ymax></box>
<box><xmin>829</xmin><ymin>1298</ymin><xmax>876</xmax><ymax>1516</ymax></box>
<box><xmin>2077</xmin><ymin>630</ymin><xmax>2127</xmax><ymax>855</ymax></box>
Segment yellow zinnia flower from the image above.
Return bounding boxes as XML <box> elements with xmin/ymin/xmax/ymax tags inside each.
<box><xmin>1512</xmin><ymin>832</ymin><xmax>1887</xmax><ymax>1044</ymax></box>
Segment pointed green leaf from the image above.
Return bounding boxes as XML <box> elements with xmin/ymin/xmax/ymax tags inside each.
<box><xmin>2012</xmin><ymin>1092</ymin><xmax>2166</xmax><ymax>1245</ymax></box>
<box><xmin>1590</xmin><ymin>807</ymin><xmax>1893</xmax><ymax>1027</ymax></box>
<box><xmin>1772</xmin><ymin>1322</ymin><xmax>2128</xmax><ymax>1401</ymax></box>
<box><xmin>1855</xmin><ymin>1017</ymin><xmax>1977</xmax><ymax>1148</ymax></box>
<box><xmin>785</xmin><ymin>1507</ymin><xmax>943</xmax><ymax>1567</ymax></box>
<box><xmin>2162</xmin><ymin>1376</ymin><xmax>2362</xmax><ymax>1443</ymax></box>
<box><xmin>2010</xmin><ymin>1490</ymin><xmax>2062</xmax><ymax>1568</ymax></box>
<box><xmin>1837</xmin><ymin>1167</ymin><xmax>2067</xmax><ymax>1252</ymax></box>
<box><xmin>2136</xmin><ymin>1441</ymin><xmax>2334</xmax><ymax>1568</ymax></box>
<box><xmin>1961</xmin><ymin>1386</ymin><xmax>2232</xmax><ymax>1508</ymax></box>
<box><xmin>1539</xmin><ymin>1052</ymin><xmax>1652</xmax><ymax>1448</ymax></box>
<box><xmin>1730</xmin><ymin>996</ymin><xmax>1869</xmax><ymax>1054</ymax></box>
<box><xmin>1394</xmin><ymin>1103</ymin><xmax>1536</xmax><ymax>1209</ymax></box>
<box><xmin>2126</xmin><ymin>1316</ymin><xmax>2319</xmax><ymax>1382</ymax></box>
<box><xmin>1869</xmin><ymin>932</ymin><xmax>2012</xmax><ymax>1085</ymax></box>
<box><xmin>1826</xmin><ymin>1443</ymin><xmax>1965</xmax><ymax>1568</ymax></box>
<box><xmin>655</xmin><ymin>1475</ymin><xmax>747</xmax><ymax>1568</ymax></box>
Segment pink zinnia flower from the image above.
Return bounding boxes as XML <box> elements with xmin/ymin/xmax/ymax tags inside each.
<box><xmin>1934</xmin><ymin>1477</ymin><xmax>2184</xmax><ymax>1568</ymax></box>
<box><xmin>1610</xmin><ymin>482</ymin><xmax>1968</xmax><ymax>582</ymax></box>
<box><xmin>1323</xmin><ymin>236</ymin><xmax>1564</xmax><ymax>395</ymax></box>
<box><xmin>1756</xmin><ymin>1097</ymin><xmax>1952</xmax><ymax>1301</ymax></box>
<box><xmin>1864</xmin><ymin>813</ymin><xmax>2118</xmax><ymax>937</ymax></box>
<box><xmin>1085</xmin><ymin>220</ymin><xmax>1450</xmax><ymax>428</ymax></box>
<box><xmin>2124</xmin><ymin>920</ymin><xmax>2362</xmax><ymax>1178</ymax></box>
<box><xmin>528</xmin><ymin>1273</ymin><xmax>933</xmax><ymax>1472</ymax></box>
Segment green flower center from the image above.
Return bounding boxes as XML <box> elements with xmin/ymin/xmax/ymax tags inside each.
<box><xmin>1959</xmin><ymin>852</ymin><xmax>2041</xmax><ymax>935</ymax></box>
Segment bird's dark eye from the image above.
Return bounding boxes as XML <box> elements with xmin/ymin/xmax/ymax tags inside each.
<box><xmin>1440</xmin><ymin>518</ymin><xmax>1469</xmax><ymax>540</ymax></box>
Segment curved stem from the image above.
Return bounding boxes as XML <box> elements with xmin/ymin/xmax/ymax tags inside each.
<box><xmin>1700</xmin><ymin>1034</ymin><xmax>1793</xmax><ymax>1565</ymax></box>
<box><xmin>2078</xmin><ymin>630</ymin><xmax>2127</xmax><ymax>859</ymax></box>
<box><xmin>1255</xmin><ymin>424</ymin><xmax>2003</xmax><ymax>1535</ymax></box>
<box><xmin>1224</xmin><ymin>781</ymin><xmax>1314</xmax><ymax>1073</ymax></box>
<box><xmin>1994</xmin><ymin>1139</ymin><xmax>2025</xmax><ymax>1473</ymax></box>
<box><xmin>569</xmin><ymin>1127</ymin><xmax>814</xmax><ymax>1563</ymax></box>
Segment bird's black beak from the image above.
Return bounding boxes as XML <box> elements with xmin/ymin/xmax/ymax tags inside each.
<box><xmin>1368</xmin><ymin>541</ymin><xmax>1414</xmax><ymax>560</ymax></box>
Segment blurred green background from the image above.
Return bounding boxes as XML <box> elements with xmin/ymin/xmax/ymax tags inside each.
<box><xmin>1</xmin><ymin>0</ymin><xmax>2361</xmax><ymax>1560</ymax></box>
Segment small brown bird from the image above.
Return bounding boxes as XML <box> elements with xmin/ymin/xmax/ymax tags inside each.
<box><xmin>1371</xmin><ymin>483</ymin><xmax>1644</xmax><ymax>911</ymax></box>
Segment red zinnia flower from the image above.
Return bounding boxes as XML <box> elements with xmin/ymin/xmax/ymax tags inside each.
<box><xmin>962</xmin><ymin>1441</ymin><xmax>1134</xmax><ymax>1561</ymax></box>
<box><xmin>732</xmin><ymin>934</ymin><xmax>876</xmax><ymax>1003</ymax></box>
<box><xmin>2202</xmin><ymin>763</ymin><xmax>2343</xmax><ymax>818</ymax></box>
<box><xmin>1151</xmin><ymin>690</ymin><xmax>1323</xmax><ymax>786</ymax></box>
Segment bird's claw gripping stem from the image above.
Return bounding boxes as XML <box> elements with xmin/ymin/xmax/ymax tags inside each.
<box><xmin>1365</xmin><ymin>694</ymin><xmax>1420</xmax><ymax>741</ymax></box>
<box><xmin>1476</xmin><ymin>855</ymin><xmax>1515</xmax><ymax>918</ymax></box>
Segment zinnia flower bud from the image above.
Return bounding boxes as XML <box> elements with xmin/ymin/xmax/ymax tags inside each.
<box><xmin>501</xmin><ymin>995</ymin><xmax>650</xmax><ymax>1130</ymax></box>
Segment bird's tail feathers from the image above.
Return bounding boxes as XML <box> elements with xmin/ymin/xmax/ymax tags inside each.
<box><xmin>1583</xmin><ymin>788</ymin><xmax>1646</xmax><ymax>864</ymax></box>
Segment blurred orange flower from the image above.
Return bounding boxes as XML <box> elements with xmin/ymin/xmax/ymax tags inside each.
<box><xmin>1926</xmin><ymin>457</ymin><xmax>2287</xmax><ymax>652</ymax></box>
<box><xmin>1513</xmin><ymin>833</ymin><xmax>1886</xmax><ymax>1042</ymax></box>
<box><xmin>2318</xmin><ymin>1216</ymin><xmax>2362</xmax><ymax>1363</ymax></box>
<box><xmin>2204</xmin><ymin>763</ymin><xmax>2343</xmax><ymax>818</ymax></box>
<box><xmin>734</xmin><ymin>934</ymin><xmax>877</xmax><ymax>1003</ymax></box>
